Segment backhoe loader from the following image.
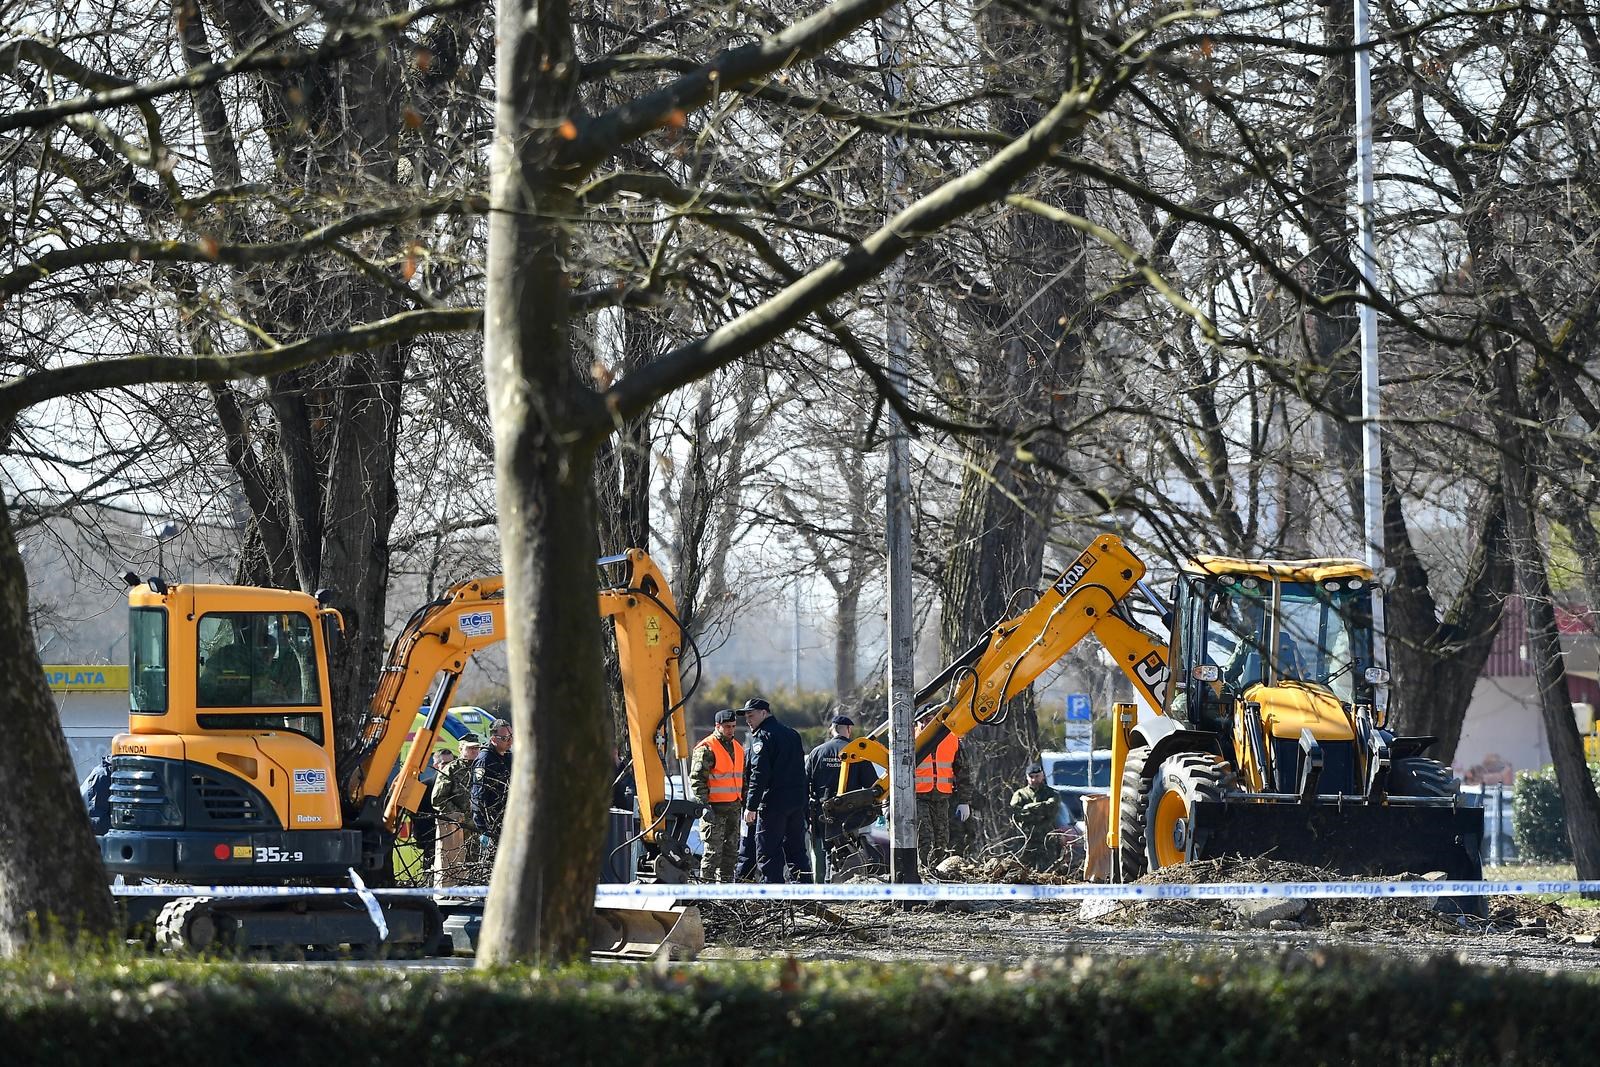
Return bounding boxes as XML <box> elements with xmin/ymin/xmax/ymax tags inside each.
<box><xmin>100</xmin><ymin>549</ymin><xmax>703</xmax><ymax>958</ymax></box>
<box><xmin>828</xmin><ymin>535</ymin><xmax>1482</xmax><ymax>883</ymax></box>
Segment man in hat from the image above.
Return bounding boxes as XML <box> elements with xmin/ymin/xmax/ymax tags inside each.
<box><xmin>804</xmin><ymin>712</ymin><xmax>879</xmax><ymax>880</ymax></box>
<box><xmin>1009</xmin><ymin>761</ymin><xmax>1061</xmax><ymax>870</ymax></box>
<box><xmin>740</xmin><ymin>697</ymin><xmax>812</xmax><ymax>882</ymax></box>
<box><xmin>689</xmin><ymin>710</ymin><xmax>745</xmax><ymax>881</ymax></box>
<box><xmin>432</xmin><ymin>732</ymin><xmax>480</xmax><ymax>886</ymax></box>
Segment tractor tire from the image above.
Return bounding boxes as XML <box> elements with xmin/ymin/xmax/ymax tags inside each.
<box><xmin>1388</xmin><ymin>757</ymin><xmax>1458</xmax><ymax>799</ymax></box>
<box><xmin>1114</xmin><ymin>746</ymin><xmax>1152</xmax><ymax>882</ymax></box>
<box><xmin>1144</xmin><ymin>752</ymin><xmax>1231</xmax><ymax>871</ymax></box>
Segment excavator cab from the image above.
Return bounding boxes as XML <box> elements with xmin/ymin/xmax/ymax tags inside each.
<box><xmin>1170</xmin><ymin>569</ymin><xmax>1378</xmax><ymax>742</ymax></box>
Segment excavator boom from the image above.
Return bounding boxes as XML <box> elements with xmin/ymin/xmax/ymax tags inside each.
<box><xmin>831</xmin><ymin>535</ymin><xmax>1168</xmax><ymax>810</ymax></box>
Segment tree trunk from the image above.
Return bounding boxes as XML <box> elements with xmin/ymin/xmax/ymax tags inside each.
<box><xmin>1494</xmin><ymin>345</ymin><xmax>1600</xmax><ymax>879</ymax></box>
<box><xmin>475</xmin><ymin>0</ymin><xmax>609</xmax><ymax>965</ymax></box>
<box><xmin>1382</xmin><ymin>481</ymin><xmax>1511</xmax><ymax>760</ymax></box>
<box><xmin>939</xmin><ymin>1</ymin><xmax>1087</xmax><ymax>841</ymax></box>
<box><xmin>0</xmin><ymin>495</ymin><xmax>115</xmax><ymax>952</ymax></box>
<box><xmin>1302</xmin><ymin>0</ymin><xmax>1365</xmax><ymax>523</ymax></box>
<box><xmin>835</xmin><ymin>582</ymin><xmax>860</xmax><ymax>701</ymax></box>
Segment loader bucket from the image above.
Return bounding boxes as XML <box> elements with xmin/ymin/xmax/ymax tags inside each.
<box><xmin>1186</xmin><ymin>801</ymin><xmax>1484</xmax><ymax>881</ymax></box>
<box><xmin>591</xmin><ymin>897</ymin><xmax>703</xmax><ymax>961</ymax></box>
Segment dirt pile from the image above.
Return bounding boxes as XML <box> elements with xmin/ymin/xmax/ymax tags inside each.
<box><xmin>1072</xmin><ymin>856</ymin><xmax>1600</xmax><ymax>940</ymax></box>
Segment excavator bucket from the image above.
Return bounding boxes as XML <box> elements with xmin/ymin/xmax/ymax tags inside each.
<box><xmin>438</xmin><ymin>895</ymin><xmax>701</xmax><ymax>961</ymax></box>
<box><xmin>591</xmin><ymin>897</ymin><xmax>703</xmax><ymax>961</ymax></box>
<box><xmin>1185</xmin><ymin>801</ymin><xmax>1485</xmax><ymax>881</ymax></box>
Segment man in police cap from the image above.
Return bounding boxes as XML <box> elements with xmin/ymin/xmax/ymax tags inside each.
<box><xmin>689</xmin><ymin>709</ymin><xmax>745</xmax><ymax>881</ymax></box>
<box><xmin>804</xmin><ymin>712</ymin><xmax>878</xmax><ymax>880</ymax></box>
<box><xmin>740</xmin><ymin>697</ymin><xmax>812</xmax><ymax>882</ymax></box>
<box><xmin>472</xmin><ymin>719</ymin><xmax>513</xmax><ymax>871</ymax></box>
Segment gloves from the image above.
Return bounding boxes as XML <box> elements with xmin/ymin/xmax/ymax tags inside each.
<box><xmin>955</xmin><ymin>803</ymin><xmax>971</xmax><ymax>822</ymax></box>
<box><xmin>479</xmin><ymin>834</ymin><xmax>492</xmax><ymax>850</ymax></box>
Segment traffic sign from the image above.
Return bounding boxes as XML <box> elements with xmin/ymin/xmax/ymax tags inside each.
<box><xmin>1065</xmin><ymin>693</ymin><xmax>1092</xmax><ymax>722</ymax></box>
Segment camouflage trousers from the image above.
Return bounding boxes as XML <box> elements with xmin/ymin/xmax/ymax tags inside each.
<box><xmin>700</xmin><ymin>801</ymin><xmax>743</xmax><ymax>882</ymax></box>
<box><xmin>1019</xmin><ymin>826</ymin><xmax>1054</xmax><ymax>870</ymax></box>
<box><xmin>917</xmin><ymin>792</ymin><xmax>952</xmax><ymax>862</ymax></box>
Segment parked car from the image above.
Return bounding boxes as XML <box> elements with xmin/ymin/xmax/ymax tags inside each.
<box><xmin>1040</xmin><ymin>748</ymin><xmax>1114</xmax><ymax>828</ymax></box>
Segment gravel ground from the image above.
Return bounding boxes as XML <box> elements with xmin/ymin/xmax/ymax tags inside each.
<box><xmin>697</xmin><ymin>858</ymin><xmax>1600</xmax><ymax>972</ymax></box>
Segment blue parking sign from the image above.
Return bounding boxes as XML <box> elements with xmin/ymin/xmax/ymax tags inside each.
<box><xmin>1066</xmin><ymin>693</ymin><xmax>1092</xmax><ymax>722</ymax></box>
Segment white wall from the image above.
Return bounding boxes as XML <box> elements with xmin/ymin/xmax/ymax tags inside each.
<box><xmin>1453</xmin><ymin>675</ymin><xmax>1549</xmax><ymax>778</ymax></box>
<box><xmin>56</xmin><ymin>689</ymin><xmax>129</xmax><ymax>783</ymax></box>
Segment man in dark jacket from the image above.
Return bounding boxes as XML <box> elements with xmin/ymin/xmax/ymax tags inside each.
<box><xmin>740</xmin><ymin>697</ymin><xmax>811</xmax><ymax>883</ymax></box>
<box><xmin>472</xmin><ymin>719</ymin><xmax>514</xmax><ymax>860</ymax></box>
<box><xmin>804</xmin><ymin>713</ymin><xmax>878</xmax><ymax>879</ymax></box>
<box><xmin>81</xmin><ymin>754</ymin><xmax>114</xmax><ymax>835</ymax></box>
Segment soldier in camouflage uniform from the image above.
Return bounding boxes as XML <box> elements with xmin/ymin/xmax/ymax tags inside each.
<box><xmin>431</xmin><ymin>734</ymin><xmax>480</xmax><ymax>886</ymax></box>
<box><xmin>690</xmin><ymin>709</ymin><xmax>745</xmax><ymax>881</ymax></box>
<box><xmin>1009</xmin><ymin>762</ymin><xmax>1061</xmax><ymax>870</ymax></box>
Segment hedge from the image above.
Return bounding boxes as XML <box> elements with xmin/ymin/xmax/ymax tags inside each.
<box><xmin>1</xmin><ymin>948</ymin><xmax>1597</xmax><ymax>1065</ymax></box>
<box><xmin>1512</xmin><ymin>762</ymin><xmax>1600</xmax><ymax>862</ymax></box>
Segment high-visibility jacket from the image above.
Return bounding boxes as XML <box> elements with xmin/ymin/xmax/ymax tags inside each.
<box><xmin>915</xmin><ymin>734</ymin><xmax>960</xmax><ymax>795</ymax></box>
<box><xmin>697</xmin><ymin>734</ymin><xmax>746</xmax><ymax>803</ymax></box>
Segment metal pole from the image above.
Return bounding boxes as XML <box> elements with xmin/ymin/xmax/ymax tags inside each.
<box><xmin>879</xmin><ymin>2</ymin><xmax>918</xmax><ymax>884</ymax></box>
<box><xmin>1354</xmin><ymin>0</ymin><xmax>1387</xmax><ymax>717</ymax></box>
<box><xmin>793</xmin><ymin>579</ymin><xmax>802</xmax><ymax>691</ymax></box>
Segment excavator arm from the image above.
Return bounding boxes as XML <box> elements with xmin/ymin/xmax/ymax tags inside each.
<box><xmin>831</xmin><ymin>534</ymin><xmax>1170</xmax><ymax>811</ymax></box>
<box><xmin>341</xmin><ymin>552</ymin><xmax>694</xmax><ymax>863</ymax></box>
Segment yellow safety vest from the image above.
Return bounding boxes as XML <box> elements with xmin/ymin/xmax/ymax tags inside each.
<box><xmin>915</xmin><ymin>734</ymin><xmax>959</xmax><ymax>795</ymax></box>
<box><xmin>698</xmin><ymin>734</ymin><xmax>745</xmax><ymax>803</ymax></box>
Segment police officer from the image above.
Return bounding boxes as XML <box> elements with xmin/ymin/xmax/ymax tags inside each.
<box><xmin>472</xmin><ymin>719</ymin><xmax>514</xmax><ymax>865</ymax></box>
<box><xmin>80</xmin><ymin>754</ymin><xmax>113</xmax><ymax>836</ymax></box>
<box><xmin>804</xmin><ymin>713</ymin><xmax>877</xmax><ymax>880</ymax></box>
<box><xmin>690</xmin><ymin>709</ymin><xmax>745</xmax><ymax>881</ymax></box>
<box><xmin>740</xmin><ymin>697</ymin><xmax>812</xmax><ymax>883</ymax></box>
<box><xmin>1009</xmin><ymin>762</ymin><xmax>1061</xmax><ymax>870</ymax></box>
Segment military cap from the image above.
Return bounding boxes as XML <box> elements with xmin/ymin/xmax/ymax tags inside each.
<box><xmin>714</xmin><ymin>709</ymin><xmax>738</xmax><ymax>724</ymax></box>
<box><xmin>739</xmin><ymin>697</ymin><xmax>770</xmax><ymax>713</ymax></box>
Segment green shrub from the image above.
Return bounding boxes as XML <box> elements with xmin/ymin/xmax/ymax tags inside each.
<box><xmin>1512</xmin><ymin>762</ymin><xmax>1600</xmax><ymax>862</ymax></box>
<box><xmin>686</xmin><ymin>676</ymin><xmax>841</xmax><ymax>738</ymax></box>
<box><xmin>1</xmin><ymin>950</ymin><xmax>1598</xmax><ymax>1065</ymax></box>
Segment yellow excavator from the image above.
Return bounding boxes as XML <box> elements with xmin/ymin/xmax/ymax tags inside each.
<box><xmin>101</xmin><ymin>550</ymin><xmax>703</xmax><ymax>958</ymax></box>
<box><xmin>829</xmin><ymin>534</ymin><xmax>1482</xmax><ymax>882</ymax></box>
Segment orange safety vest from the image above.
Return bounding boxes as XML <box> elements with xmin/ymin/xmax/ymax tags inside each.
<box><xmin>914</xmin><ymin>734</ymin><xmax>960</xmax><ymax>795</ymax></box>
<box><xmin>697</xmin><ymin>734</ymin><xmax>745</xmax><ymax>803</ymax></box>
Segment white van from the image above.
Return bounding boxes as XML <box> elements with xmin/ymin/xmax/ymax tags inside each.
<box><xmin>1039</xmin><ymin>749</ymin><xmax>1115</xmax><ymax>827</ymax></box>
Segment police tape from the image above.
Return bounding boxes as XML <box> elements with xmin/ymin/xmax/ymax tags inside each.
<box><xmin>110</xmin><ymin>879</ymin><xmax>1600</xmax><ymax>902</ymax></box>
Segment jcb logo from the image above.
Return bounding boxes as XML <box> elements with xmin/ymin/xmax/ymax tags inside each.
<box><xmin>1135</xmin><ymin>652</ymin><xmax>1169</xmax><ymax>694</ymax></box>
<box><xmin>1050</xmin><ymin>551</ymin><xmax>1097</xmax><ymax>597</ymax></box>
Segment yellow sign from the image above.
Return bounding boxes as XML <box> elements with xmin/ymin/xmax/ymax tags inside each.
<box><xmin>645</xmin><ymin>615</ymin><xmax>661</xmax><ymax>646</ymax></box>
<box><xmin>44</xmin><ymin>665</ymin><xmax>129</xmax><ymax>692</ymax></box>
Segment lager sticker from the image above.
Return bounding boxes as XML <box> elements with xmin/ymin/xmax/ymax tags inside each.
<box><xmin>459</xmin><ymin>611</ymin><xmax>495</xmax><ymax>638</ymax></box>
<box><xmin>292</xmin><ymin>769</ymin><xmax>328</xmax><ymax>794</ymax></box>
